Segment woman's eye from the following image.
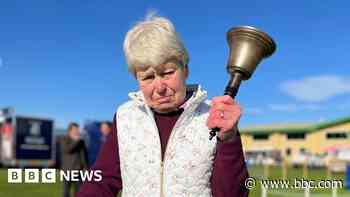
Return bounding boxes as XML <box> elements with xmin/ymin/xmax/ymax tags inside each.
<box><xmin>163</xmin><ymin>70</ymin><xmax>175</xmax><ymax>75</ymax></box>
<box><xmin>144</xmin><ymin>75</ymin><xmax>154</xmax><ymax>80</ymax></box>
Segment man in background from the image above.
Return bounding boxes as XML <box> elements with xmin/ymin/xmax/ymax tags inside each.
<box><xmin>60</xmin><ymin>122</ymin><xmax>88</xmax><ymax>197</ymax></box>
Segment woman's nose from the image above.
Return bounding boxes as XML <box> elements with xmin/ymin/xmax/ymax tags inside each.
<box><xmin>154</xmin><ymin>78</ymin><xmax>167</xmax><ymax>93</ymax></box>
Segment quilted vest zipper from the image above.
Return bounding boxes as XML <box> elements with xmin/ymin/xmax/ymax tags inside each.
<box><xmin>160</xmin><ymin>160</ymin><xmax>164</xmax><ymax>197</ymax></box>
<box><xmin>145</xmin><ymin>91</ymin><xmax>206</xmax><ymax>197</ymax></box>
<box><xmin>147</xmin><ymin>108</ymin><xmax>189</xmax><ymax>197</ymax></box>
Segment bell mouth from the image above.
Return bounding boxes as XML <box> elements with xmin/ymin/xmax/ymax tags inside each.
<box><xmin>227</xmin><ymin>26</ymin><xmax>276</xmax><ymax>58</ymax></box>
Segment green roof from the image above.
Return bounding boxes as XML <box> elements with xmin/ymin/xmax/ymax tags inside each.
<box><xmin>240</xmin><ymin>115</ymin><xmax>350</xmax><ymax>134</ymax></box>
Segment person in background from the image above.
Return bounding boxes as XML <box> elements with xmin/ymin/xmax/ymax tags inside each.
<box><xmin>60</xmin><ymin>122</ymin><xmax>88</xmax><ymax>197</ymax></box>
<box><xmin>99</xmin><ymin>121</ymin><xmax>111</xmax><ymax>144</ymax></box>
<box><xmin>86</xmin><ymin>121</ymin><xmax>112</xmax><ymax>166</ymax></box>
<box><xmin>77</xmin><ymin>13</ymin><xmax>249</xmax><ymax>197</ymax></box>
<box><xmin>0</xmin><ymin>119</ymin><xmax>13</xmax><ymax>160</ymax></box>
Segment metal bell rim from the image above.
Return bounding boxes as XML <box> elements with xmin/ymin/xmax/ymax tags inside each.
<box><xmin>227</xmin><ymin>26</ymin><xmax>276</xmax><ymax>57</ymax></box>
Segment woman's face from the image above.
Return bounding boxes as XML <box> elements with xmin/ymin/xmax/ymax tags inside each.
<box><xmin>136</xmin><ymin>61</ymin><xmax>188</xmax><ymax>113</ymax></box>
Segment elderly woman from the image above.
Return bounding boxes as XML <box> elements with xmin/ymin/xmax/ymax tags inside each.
<box><xmin>77</xmin><ymin>15</ymin><xmax>249</xmax><ymax>197</ymax></box>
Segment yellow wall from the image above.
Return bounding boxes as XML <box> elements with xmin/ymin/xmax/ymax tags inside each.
<box><xmin>241</xmin><ymin>122</ymin><xmax>350</xmax><ymax>158</ymax></box>
<box><xmin>241</xmin><ymin>133</ymin><xmax>306</xmax><ymax>158</ymax></box>
<box><xmin>307</xmin><ymin>122</ymin><xmax>350</xmax><ymax>154</ymax></box>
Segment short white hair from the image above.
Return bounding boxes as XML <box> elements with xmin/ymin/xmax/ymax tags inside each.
<box><xmin>123</xmin><ymin>13</ymin><xmax>189</xmax><ymax>75</ymax></box>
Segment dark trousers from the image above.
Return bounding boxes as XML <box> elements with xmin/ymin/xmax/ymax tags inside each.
<box><xmin>63</xmin><ymin>180</ymin><xmax>81</xmax><ymax>197</ymax></box>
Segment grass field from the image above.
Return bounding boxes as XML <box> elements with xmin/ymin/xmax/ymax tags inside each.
<box><xmin>0</xmin><ymin>169</ymin><xmax>63</xmax><ymax>197</ymax></box>
<box><xmin>0</xmin><ymin>166</ymin><xmax>348</xmax><ymax>197</ymax></box>
<box><xmin>248</xmin><ymin>165</ymin><xmax>349</xmax><ymax>197</ymax></box>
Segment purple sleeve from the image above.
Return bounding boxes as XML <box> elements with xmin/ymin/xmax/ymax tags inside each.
<box><xmin>76</xmin><ymin>115</ymin><xmax>122</xmax><ymax>197</ymax></box>
<box><xmin>211</xmin><ymin>130</ymin><xmax>249</xmax><ymax>197</ymax></box>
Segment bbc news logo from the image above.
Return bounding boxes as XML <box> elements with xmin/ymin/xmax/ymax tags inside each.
<box><xmin>8</xmin><ymin>169</ymin><xmax>102</xmax><ymax>183</ymax></box>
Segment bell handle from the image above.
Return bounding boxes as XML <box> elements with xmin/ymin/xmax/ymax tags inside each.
<box><xmin>209</xmin><ymin>72</ymin><xmax>243</xmax><ymax>140</ymax></box>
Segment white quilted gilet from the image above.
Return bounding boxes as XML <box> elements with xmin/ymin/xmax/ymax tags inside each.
<box><xmin>116</xmin><ymin>85</ymin><xmax>217</xmax><ymax>197</ymax></box>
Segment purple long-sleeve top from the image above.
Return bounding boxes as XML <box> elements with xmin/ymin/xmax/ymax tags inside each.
<box><xmin>77</xmin><ymin>109</ymin><xmax>249</xmax><ymax>197</ymax></box>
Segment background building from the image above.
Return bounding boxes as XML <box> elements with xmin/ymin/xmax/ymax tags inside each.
<box><xmin>240</xmin><ymin>116</ymin><xmax>350</xmax><ymax>167</ymax></box>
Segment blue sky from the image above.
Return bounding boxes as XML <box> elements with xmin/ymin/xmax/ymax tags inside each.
<box><xmin>1</xmin><ymin>0</ymin><xmax>350</xmax><ymax>129</ymax></box>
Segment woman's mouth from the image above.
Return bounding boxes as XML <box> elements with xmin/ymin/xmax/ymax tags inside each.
<box><xmin>156</xmin><ymin>96</ymin><xmax>171</xmax><ymax>104</ymax></box>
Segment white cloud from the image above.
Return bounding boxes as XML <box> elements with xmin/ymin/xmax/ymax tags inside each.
<box><xmin>243</xmin><ymin>107</ymin><xmax>264</xmax><ymax>115</ymax></box>
<box><xmin>268</xmin><ymin>103</ymin><xmax>321</xmax><ymax>112</ymax></box>
<box><xmin>280</xmin><ymin>75</ymin><xmax>350</xmax><ymax>102</ymax></box>
<box><xmin>302</xmin><ymin>104</ymin><xmax>321</xmax><ymax>111</ymax></box>
<box><xmin>268</xmin><ymin>104</ymin><xmax>298</xmax><ymax>112</ymax></box>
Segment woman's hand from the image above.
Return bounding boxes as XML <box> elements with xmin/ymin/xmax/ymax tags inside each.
<box><xmin>206</xmin><ymin>95</ymin><xmax>242</xmax><ymax>141</ymax></box>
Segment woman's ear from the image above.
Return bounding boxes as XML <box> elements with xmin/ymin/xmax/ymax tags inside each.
<box><xmin>183</xmin><ymin>65</ymin><xmax>189</xmax><ymax>79</ymax></box>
